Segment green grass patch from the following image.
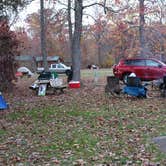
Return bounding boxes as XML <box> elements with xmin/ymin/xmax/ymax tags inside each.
<box><xmin>67</xmin><ymin>109</ymin><xmax>101</xmax><ymax>119</ymax></box>
<box><xmin>7</xmin><ymin>111</ymin><xmax>23</xmax><ymax>121</ymax></box>
<box><xmin>0</xmin><ymin>129</ymin><xmax>7</xmax><ymax>136</ymax></box>
<box><xmin>0</xmin><ymin>97</ymin><xmax>166</xmax><ymax>165</ymax></box>
<box><xmin>81</xmin><ymin>69</ymin><xmax>113</xmax><ymax>78</ymax></box>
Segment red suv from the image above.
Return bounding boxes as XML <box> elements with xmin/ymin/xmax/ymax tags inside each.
<box><xmin>113</xmin><ymin>58</ymin><xmax>166</xmax><ymax>83</ymax></box>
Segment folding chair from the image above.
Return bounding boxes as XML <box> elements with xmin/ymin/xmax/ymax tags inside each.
<box><xmin>122</xmin><ymin>77</ymin><xmax>147</xmax><ymax>98</ymax></box>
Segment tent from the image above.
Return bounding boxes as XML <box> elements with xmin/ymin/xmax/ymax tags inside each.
<box><xmin>17</xmin><ymin>67</ymin><xmax>34</xmax><ymax>76</ymax></box>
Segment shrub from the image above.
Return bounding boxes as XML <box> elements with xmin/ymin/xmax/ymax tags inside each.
<box><xmin>0</xmin><ymin>20</ymin><xmax>18</xmax><ymax>91</ymax></box>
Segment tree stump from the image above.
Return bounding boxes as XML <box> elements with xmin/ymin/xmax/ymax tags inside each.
<box><xmin>160</xmin><ymin>76</ymin><xmax>166</xmax><ymax>97</ymax></box>
<box><xmin>105</xmin><ymin>76</ymin><xmax>121</xmax><ymax>96</ymax></box>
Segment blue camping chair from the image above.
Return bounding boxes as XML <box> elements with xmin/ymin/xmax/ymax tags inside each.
<box><xmin>0</xmin><ymin>93</ymin><xmax>8</xmax><ymax>110</ymax></box>
<box><xmin>122</xmin><ymin>77</ymin><xmax>147</xmax><ymax>98</ymax></box>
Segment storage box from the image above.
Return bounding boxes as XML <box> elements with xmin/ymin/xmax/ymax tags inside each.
<box><xmin>69</xmin><ymin>81</ymin><xmax>80</xmax><ymax>88</ymax></box>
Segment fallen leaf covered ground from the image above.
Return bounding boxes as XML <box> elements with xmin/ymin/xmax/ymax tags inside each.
<box><xmin>0</xmin><ymin>71</ymin><xmax>166</xmax><ymax>165</ymax></box>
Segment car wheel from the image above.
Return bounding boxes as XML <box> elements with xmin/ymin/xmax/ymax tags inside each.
<box><xmin>123</xmin><ymin>73</ymin><xmax>130</xmax><ymax>84</ymax></box>
<box><xmin>66</xmin><ymin>70</ymin><xmax>72</xmax><ymax>76</ymax></box>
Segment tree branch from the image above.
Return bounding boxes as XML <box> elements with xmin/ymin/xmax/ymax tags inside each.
<box><xmin>56</xmin><ymin>0</ymin><xmax>75</xmax><ymax>10</ymax></box>
<box><xmin>83</xmin><ymin>3</ymin><xmax>113</xmax><ymax>12</ymax></box>
<box><xmin>83</xmin><ymin>2</ymin><xmax>129</xmax><ymax>13</ymax></box>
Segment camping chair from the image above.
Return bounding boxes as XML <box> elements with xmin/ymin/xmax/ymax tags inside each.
<box><xmin>122</xmin><ymin>77</ymin><xmax>147</xmax><ymax>98</ymax></box>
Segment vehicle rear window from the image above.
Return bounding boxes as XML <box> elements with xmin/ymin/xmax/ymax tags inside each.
<box><xmin>146</xmin><ymin>60</ymin><xmax>160</xmax><ymax>67</ymax></box>
<box><xmin>125</xmin><ymin>59</ymin><xmax>145</xmax><ymax>66</ymax></box>
<box><xmin>57</xmin><ymin>64</ymin><xmax>64</xmax><ymax>68</ymax></box>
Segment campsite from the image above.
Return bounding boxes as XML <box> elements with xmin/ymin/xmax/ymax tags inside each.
<box><xmin>1</xmin><ymin>0</ymin><xmax>166</xmax><ymax>165</ymax></box>
<box><xmin>0</xmin><ymin>69</ymin><xmax>165</xmax><ymax>165</ymax></box>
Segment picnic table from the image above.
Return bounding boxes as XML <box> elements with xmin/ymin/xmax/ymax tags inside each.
<box><xmin>37</xmin><ymin>79</ymin><xmax>67</xmax><ymax>95</ymax></box>
<box><xmin>29</xmin><ymin>71</ymin><xmax>67</xmax><ymax>96</ymax></box>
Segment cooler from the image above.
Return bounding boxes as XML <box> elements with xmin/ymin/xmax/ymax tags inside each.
<box><xmin>69</xmin><ymin>81</ymin><xmax>80</xmax><ymax>88</ymax></box>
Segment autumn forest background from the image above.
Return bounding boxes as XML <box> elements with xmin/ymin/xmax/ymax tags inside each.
<box><xmin>0</xmin><ymin>1</ymin><xmax>166</xmax><ymax>165</ymax></box>
<box><xmin>16</xmin><ymin>0</ymin><xmax>166</xmax><ymax>67</ymax></box>
<box><xmin>1</xmin><ymin>0</ymin><xmax>166</xmax><ymax>90</ymax></box>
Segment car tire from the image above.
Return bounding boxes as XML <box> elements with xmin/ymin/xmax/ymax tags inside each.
<box><xmin>65</xmin><ymin>70</ymin><xmax>72</xmax><ymax>76</ymax></box>
<box><xmin>123</xmin><ymin>73</ymin><xmax>130</xmax><ymax>84</ymax></box>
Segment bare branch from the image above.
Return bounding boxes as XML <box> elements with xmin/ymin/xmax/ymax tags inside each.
<box><xmin>83</xmin><ymin>2</ymin><xmax>114</xmax><ymax>12</ymax></box>
<box><xmin>83</xmin><ymin>13</ymin><xmax>98</xmax><ymax>22</ymax></box>
<box><xmin>56</xmin><ymin>0</ymin><xmax>75</xmax><ymax>10</ymax></box>
<box><xmin>83</xmin><ymin>2</ymin><xmax>129</xmax><ymax>13</ymax></box>
<box><xmin>55</xmin><ymin>0</ymin><xmax>68</xmax><ymax>7</ymax></box>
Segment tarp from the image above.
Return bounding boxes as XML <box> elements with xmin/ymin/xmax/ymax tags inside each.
<box><xmin>0</xmin><ymin>94</ymin><xmax>8</xmax><ymax>110</ymax></box>
<box><xmin>123</xmin><ymin>86</ymin><xmax>147</xmax><ymax>97</ymax></box>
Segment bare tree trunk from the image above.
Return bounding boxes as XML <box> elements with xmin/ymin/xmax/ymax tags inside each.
<box><xmin>68</xmin><ymin>0</ymin><xmax>73</xmax><ymax>55</ymax></box>
<box><xmin>160</xmin><ymin>45</ymin><xmax>165</xmax><ymax>62</ymax></box>
<box><xmin>96</xmin><ymin>33</ymin><xmax>102</xmax><ymax>66</ymax></box>
<box><xmin>98</xmin><ymin>42</ymin><xmax>102</xmax><ymax>66</ymax></box>
<box><xmin>71</xmin><ymin>0</ymin><xmax>83</xmax><ymax>81</ymax></box>
<box><xmin>139</xmin><ymin>0</ymin><xmax>146</xmax><ymax>57</ymax></box>
<box><xmin>40</xmin><ymin>0</ymin><xmax>48</xmax><ymax>71</ymax></box>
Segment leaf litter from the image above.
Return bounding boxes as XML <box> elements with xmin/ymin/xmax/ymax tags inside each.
<box><xmin>0</xmin><ymin>76</ymin><xmax>165</xmax><ymax>165</ymax></box>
